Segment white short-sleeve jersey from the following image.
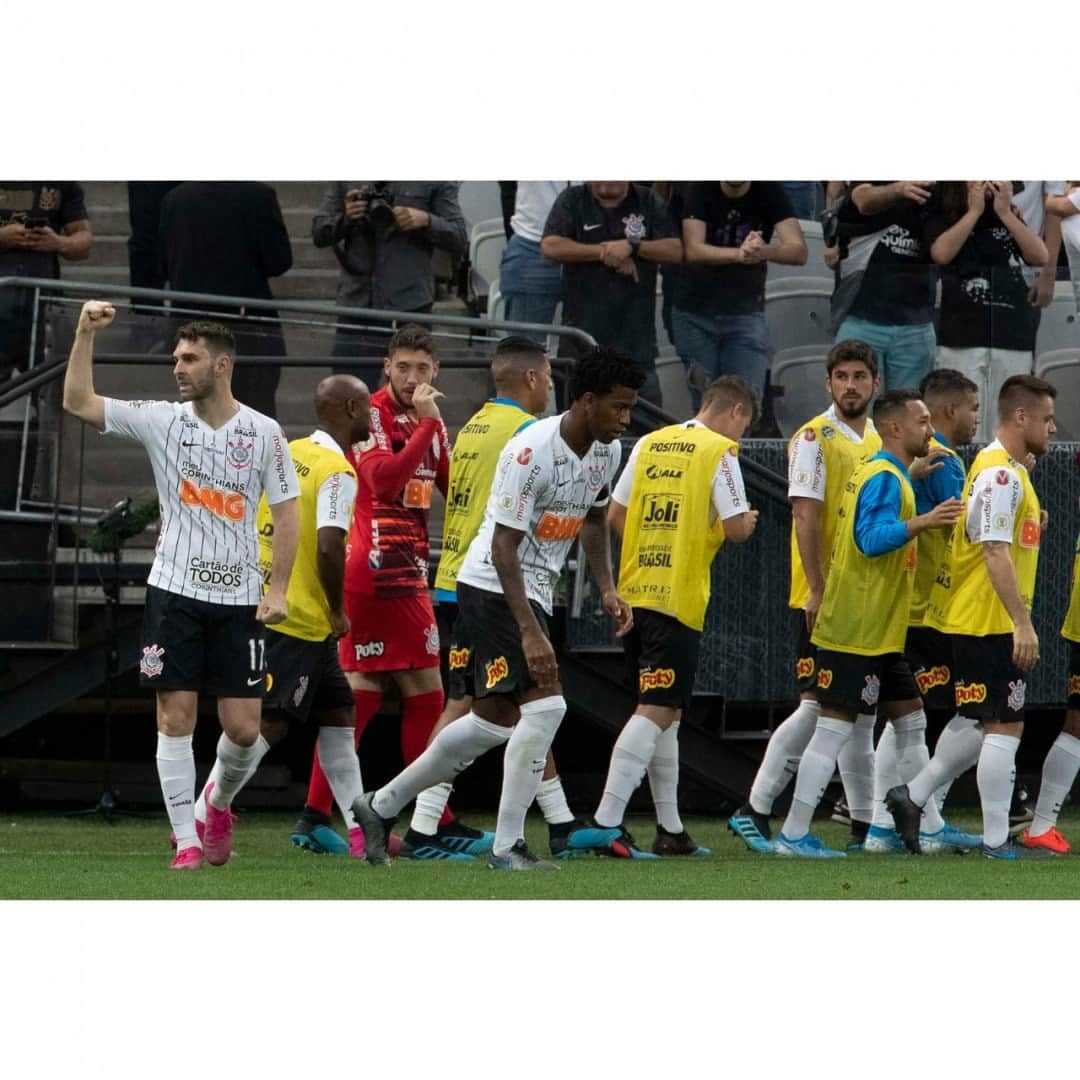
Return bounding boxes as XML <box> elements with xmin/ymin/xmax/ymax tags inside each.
<box><xmin>965</xmin><ymin>441</ymin><xmax>1025</xmax><ymax>545</ymax></box>
<box><xmin>309</xmin><ymin>430</ymin><xmax>357</xmax><ymax>532</ymax></box>
<box><xmin>612</xmin><ymin>420</ymin><xmax>748</xmax><ymax>522</ymax></box>
<box><xmin>456</xmin><ymin>413</ymin><xmax>621</xmax><ymax>614</ymax></box>
<box><xmin>102</xmin><ymin>398</ymin><xmax>300</xmax><ymax>605</ymax></box>
<box><xmin>787</xmin><ymin>404</ymin><xmax>873</xmax><ymax>501</ymax></box>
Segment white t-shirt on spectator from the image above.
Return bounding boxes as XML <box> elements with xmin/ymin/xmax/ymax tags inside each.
<box><xmin>102</xmin><ymin>397</ymin><xmax>299</xmax><ymax>605</ymax></box>
<box><xmin>511</xmin><ymin>182</ymin><xmax>577</xmax><ymax>244</ymax></box>
<box><xmin>1062</xmin><ymin>189</ymin><xmax>1080</xmax><ymax>310</ymax></box>
<box><xmin>1014</xmin><ymin>181</ymin><xmax>1068</xmax><ymax>287</ymax></box>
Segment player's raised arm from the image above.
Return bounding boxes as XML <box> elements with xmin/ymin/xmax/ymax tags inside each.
<box><xmin>62</xmin><ymin>300</ymin><xmax>114</xmax><ymax>431</ymax></box>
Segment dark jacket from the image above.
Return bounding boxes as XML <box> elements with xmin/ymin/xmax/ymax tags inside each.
<box><xmin>312</xmin><ymin>181</ymin><xmax>467</xmax><ymax>311</ymax></box>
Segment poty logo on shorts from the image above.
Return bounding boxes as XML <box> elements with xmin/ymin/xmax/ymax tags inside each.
<box><xmin>1007</xmin><ymin>679</ymin><xmax>1026</xmax><ymax>712</ymax></box>
<box><xmin>915</xmin><ymin>665</ymin><xmax>950</xmax><ymax>695</ymax></box>
<box><xmin>140</xmin><ymin>644</ymin><xmax>165</xmax><ymax>678</ymax></box>
<box><xmin>1069</xmin><ymin>674</ymin><xmax>1080</xmax><ymax>698</ymax></box>
<box><xmin>795</xmin><ymin>656</ymin><xmax>815</xmax><ymax>680</ymax></box>
<box><xmin>861</xmin><ymin>674</ymin><xmax>881</xmax><ymax>707</ymax></box>
<box><xmin>485</xmin><ymin>656</ymin><xmax>509</xmax><ymax>689</ymax></box>
<box><xmin>448</xmin><ymin>647</ymin><xmax>470</xmax><ymax>671</ymax></box>
<box><xmin>424</xmin><ymin>625</ymin><xmax>440</xmax><ymax>656</ymax></box>
<box><xmin>816</xmin><ymin>668</ymin><xmax>833</xmax><ymax>689</ymax></box>
<box><xmin>639</xmin><ymin>667</ymin><xmax>676</xmax><ymax>692</ymax></box>
<box><xmin>354</xmin><ymin>640</ymin><xmax>385</xmax><ymax>659</ymax></box>
<box><xmin>955</xmin><ymin>682</ymin><xmax>988</xmax><ymax>706</ymax></box>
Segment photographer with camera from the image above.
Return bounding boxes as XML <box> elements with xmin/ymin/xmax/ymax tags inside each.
<box><xmin>830</xmin><ymin>182</ymin><xmax>939</xmax><ymax>393</ymax></box>
<box><xmin>312</xmin><ymin>182</ymin><xmax>467</xmax><ymax>388</ymax></box>
<box><xmin>926</xmin><ymin>182</ymin><xmax>1048</xmax><ymax>442</ymax></box>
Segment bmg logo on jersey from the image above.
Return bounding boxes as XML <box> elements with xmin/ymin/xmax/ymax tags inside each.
<box><xmin>536</xmin><ymin>512</ymin><xmax>583</xmax><ymax>542</ymax></box>
<box><xmin>179</xmin><ymin>478</ymin><xmax>244</xmax><ymax>521</ymax></box>
<box><xmin>485</xmin><ymin>656</ymin><xmax>509</xmax><ymax>689</ymax></box>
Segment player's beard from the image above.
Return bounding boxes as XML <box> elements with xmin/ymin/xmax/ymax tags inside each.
<box><xmin>835</xmin><ymin>395</ymin><xmax>868</xmax><ymax>421</ymax></box>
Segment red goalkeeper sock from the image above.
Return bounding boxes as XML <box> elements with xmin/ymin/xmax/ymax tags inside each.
<box><xmin>400</xmin><ymin>689</ymin><xmax>454</xmax><ymax>826</ymax></box>
<box><xmin>305</xmin><ymin>689</ymin><xmax>381</xmax><ymax>817</ymax></box>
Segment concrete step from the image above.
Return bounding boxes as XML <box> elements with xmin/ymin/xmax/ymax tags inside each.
<box><xmin>82</xmin><ymin>233</ymin><xmax>338</xmax><ymax>274</ymax></box>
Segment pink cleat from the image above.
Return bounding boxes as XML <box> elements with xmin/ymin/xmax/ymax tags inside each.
<box><xmin>170</xmin><ymin>846</ymin><xmax>204</xmax><ymax>871</ymax></box>
<box><xmin>170</xmin><ymin>809</ymin><xmax>235</xmax><ymax>849</ymax></box>
<box><xmin>202</xmin><ymin>782</ymin><xmax>234</xmax><ymax>866</ymax></box>
<box><xmin>348</xmin><ymin>827</ymin><xmax>403</xmax><ymax>860</ymax></box>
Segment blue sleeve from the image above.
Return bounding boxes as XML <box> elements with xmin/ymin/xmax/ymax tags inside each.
<box><xmin>914</xmin><ymin>454</ymin><xmax>965</xmax><ymax>514</ymax></box>
<box><xmin>854</xmin><ymin>472</ymin><xmax>911</xmax><ymax>557</ymax></box>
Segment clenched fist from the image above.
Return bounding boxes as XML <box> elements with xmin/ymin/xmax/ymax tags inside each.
<box><xmin>78</xmin><ymin>300</ymin><xmax>116</xmax><ymax>334</ymax></box>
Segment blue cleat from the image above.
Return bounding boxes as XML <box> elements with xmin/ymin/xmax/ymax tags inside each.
<box><xmin>290</xmin><ymin>811</ymin><xmax>350</xmax><ymax>855</ymax></box>
<box><xmin>399</xmin><ymin>828</ymin><xmax>476</xmax><ymax>861</ymax></box>
<box><xmin>608</xmin><ymin>826</ymin><xmax>662</xmax><ymax>860</ymax></box>
<box><xmin>983</xmin><ymin>839</ymin><xmax>1054</xmax><ymax>860</ymax></box>
<box><xmin>549</xmin><ymin>819</ymin><xmax>623</xmax><ymax>859</ymax></box>
<box><xmin>773</xmin><ymin>832</ymin><xmax>847</xmax><ymax>858</ymax></box>
<box><xmin>727</xmin><ymin>804</ymin><xmax>774</xmax><ymax>853</ymax></box>
<box><xmin>920</xmin><ymin>822</ymin><xmax>983</xmax><ymax>854</ymax></box>
<box><xmin>863</xmin><ymin>825</ymin><xmax>905</xmax><ymax>853</ymax></box>
<box><xmin>434</xmin><ymin>819</ymin><xmax>494</xmax><ymax>856</ymax></box>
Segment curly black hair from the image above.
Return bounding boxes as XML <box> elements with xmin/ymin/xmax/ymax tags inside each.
<box><xmin>568</xmin><ymin>346</ymin><xmax>645</xmax><ymax>402</ymax></box>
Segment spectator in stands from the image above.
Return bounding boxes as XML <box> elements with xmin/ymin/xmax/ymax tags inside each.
<box><xmin>1047</xmin><ymin>182</ymin><xmax>1080</xmax><ymax>309</ymax></box>
<box><xmin>780</xmin><ymin>182</ymin><xmax>825</xmax><ymax>222</ymax></box>
<box><xmin>312</xmin><ymin>182</ymin><xmax>467</xmax><ymax>389</ymax></box>
<box><xmin>159</xmin><ymin>182</ymin><xmax>292</xmax><ymax>419</ymax></box>
<box><xmin>127</xmin><ymin>182</ymin><xmax>180</xmax><ymax>292</ymax></box>
<box><xmin>0</xmin><ymin>182</ymin><xmax>93</xmax><ymax>507</ymax></box>
<box><xmin>831</xmin><ymin>182</ymin><xmax>938</xmax><ymax>392</ymax></box>
<box><xmin>926</xmin><ymin>181</ymin><xmax>1047</xmax><ymax>442</ymax></box>
<box><xmin>541</xmin><ymin>181</ymin><xmax>682</xmax><ymax>405</ymax></box>
<box><xmin>674</xmin><ymin>181</ymin><xmax>806</xmax><ymax>410</ymax></box>
<box><xmin>498</xmin><ymin>182</ymin><xmax>574</xmax><ymax>336</ymax></box>
<box><xmin>1014</xmin><ymin>182</ymin><xmax>1068</xmax><ymax>320</ymax></box>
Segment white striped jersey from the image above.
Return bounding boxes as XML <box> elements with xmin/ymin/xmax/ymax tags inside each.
<box><xmin>102</xmin><ymin>398</ymin><xmax>300</xmax><ymax>605</ymax></box>
<box><xmin>456</xmin><ymin>413</ymin><xmax>620</xmax><ymax>614</ymax></box>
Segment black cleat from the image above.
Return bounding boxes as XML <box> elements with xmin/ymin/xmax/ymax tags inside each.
<box><xmin>884</xmin><ymin>785</ymin><xmax>923</xmax><ymax>855</ymax></box>
<box><xmin>984</xmin><ymin>839</ymin><xmax>1055</xmax><ymax>860</ymax></box>
<box><xmin>1009</xmin><ymin>783</ymin><xmax>1034</xmax><ymax>838</ymax></box>
<box><xmin>548</xmin><ymin>818</ymin><xmax>623</xmax><ymax>859</ymax></box>
<box><xmin>351</xmin><ymin>792</ymin><xmax>397</xmax><ymax>866</ymax></box>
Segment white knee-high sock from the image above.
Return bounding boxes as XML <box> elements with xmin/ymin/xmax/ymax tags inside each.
<box><xmin>909</xmin><ymin>714</ymin><xmax>982</xmax><ymax>808</ymax></box>
<box><xmin>748</xmin><ymin>699</ymin><xmax>820</xmax><ymax>815</ymax></box>
<box><xmin>410</xmin><ymin>782</ymin><xmax>454</xmax><ymax>836</ymax></box>
<box><xmin>647</xmin><ymin>721</ymin><xmax>683</xmax><ymax>833</ymax></box>
<box><xmin>837</xmin><ymin>713</ymin><xmax>875</xmax><ymax>825</ymax></box>
<box><xmin>318</xmin><ymin>726</ymin><xmax>364</xmax><ymax>831</ymax></box>
<box><xmin>208</xmin><ymin>733</ymin><xmax>267</xmax><ymax>810</ymax></box>
<box><xmin>977</xmin><ymin>733</ymin><xmax>1020</xmax><ymax>849</ymax></box>
<box><xmin>195</xmin><ymin>734</ymin><xmax>270</xmax><ymax>825</ymax></box>
<box><xmin>373</xmin><ymin>712</ymin><xmax>510</xmax><ymax>818</ymax></box>
<box><xmin>1031</xmin><ymin>732</ymin><xmax>1080</xmax><ymax>837</ymax></box>
<box><xmin>781</xmin><ymin>717</ymin><xmax>853</xmax><ymax>840</ymax></box>
<box><xmin>535</xmin><ymin>776</ymin><xmax>575</xmax><ymax>826</ymax></box>
<box><xmin>871</xmin><ymin>723</ymin><xmax>899</xmax><ymax>829</ymax></box>
<box><xmin>595</xmin><ymin>714</ymin><xmax>663</xmax><ymax>828</ymax></box>
<box><xmin>892</xmin><ymin>709</ymin><xmax>944</xmax><ymax>833</ymax></box>
<box><xmin>157</xmin><ymin>733</ymin><xmax>198</xmax><ymax>851</ymax></box>
<box><xmin>493</xmin><ymin>696</ymin><xmax>566</xmax><ymax>857</ymax></box>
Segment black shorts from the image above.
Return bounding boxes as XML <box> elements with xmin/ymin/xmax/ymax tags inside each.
<box><xmin>456</xmin><ymin>581</ymin><xmax>549</xmax><ymax>701</ymax></box>
<box><xmin>1069</xmin><ymin>641</ymin><xmax>1080</xmax><ymax>711</ymax></box>
<box><xmin>792</xmin><ymin>608</ymin><xmax>817</xmax><ymax>694</ymax></box>
<box><xmin>139</xmin><ymin>584</ymin><xmax>264</xmax><ymax>697</ymax></box>
<box><xmin>625</xmin><ymin>607</ymin><xmax>701</xmax><ymax>710</ymax></box>
<box><xmin>952</xmin><ymin>633</ymin><xmax>1027</xmax><ymax>722</ymax></box>
<box><xmin>263</xmin><ymin>630</ymin><xmax>353</xmax><ymax>723</ymax></box>
<box><xmin>906</xmin><ymin>626</ymin><xmax>956</xmax><ymax>712</ymax></box>
<box><xmin>813</xmin><ymin>649</ymin><xmax>919</xmax><ymax>717</ymax></box>
<box><xmin>444</xmin><ymin>603</ymin><xmax>475</xmax><ymax>702</ymax></box>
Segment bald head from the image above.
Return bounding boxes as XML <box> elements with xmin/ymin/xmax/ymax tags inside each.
<box><xmin>314</xmin><ymin>374</ymin><xmax>368</xmax><ymax>424</ymax></box>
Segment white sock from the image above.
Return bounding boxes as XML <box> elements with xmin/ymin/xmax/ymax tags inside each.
<box><xmin>871</xmin><ymin>723</ymin><xmax>899</xmax><ymax>829</ymax></box>
<box><xmin>781</xmin><ymin>717</ymin><xmax>852</xmax><ymax>841</ymax></box>
<box><xmin>195</xmin><ymin>734</ymin><xmax>270</xmax><ymax>825</ymax></box>
<box><xmin>647</xmin><ymin>721</ymin><xmax>683</xmax><ymax>833</ymax></box>
<box><xmin>493</xmin><ymin>696</ymin><xmax>566</xmax><ymax>856</ymax></box>
<box><xmin>373</xmin><ymin>712</ymin><xmax>510</xmax><ymax>818</ymax></box>
<box><xmin>977</xmin><ymin>733</ymin><xmax>1020</xmax><ymax>849</ymax></box>
<box><xmin>748</xmin><ymin>699</ymin><xmax>820</xmax><ymax>815</ymax></box>
<box><xmin>892</xmin><ymin>709</ymin><xmax>944</xmax><ymax>833</ymax></box>
<box><xmin>909</xmin><ymin>714</ymin><xmax>982</xmax><ymax>808</ymax></box>
<box><xmin>595</xmin><ymin>714</ymin><xmax>663</xmax><ymax>828</ymax></box>
<box><xmin>208</xmin><ymin>733</ymin><xmax>266</xmax><ymax>810</ymax></box>
<box><xmin>535</xmin><ymin>776</ymin><xmax>575</xmax><ymax>826</ymax></box>
<box><xmin>410</xmin><ymin>782</ymin><xmax>454</xmax><ymax>836</ymax></box>
<box><xmin>837</xmin><ymin>713</ymin><xmax>875</xmax><ymax>826</ymax></box>
<box><xmin>157</xmin><ymin>733</ymin><xmax>198</xmax><ymax>851</ymax></box>
<box><xmin>1031</xmin><ymin>731</ymin><xmax>1080</xmax><ymax>837</ymax></box>
<box><xmin>318</xmin><ymin>726</ymin><xmax>364</xmax><ymax>831</ymax></box>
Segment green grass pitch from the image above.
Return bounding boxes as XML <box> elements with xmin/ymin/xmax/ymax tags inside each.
<box><xmin>4</xmin><ymin>809</ymin><xmax>1080</xmax><ymax>899</ymax></box>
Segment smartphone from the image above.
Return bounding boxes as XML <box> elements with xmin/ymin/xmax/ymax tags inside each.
<box><xmin>24</xmin><ymin>214</ymin><xmax>49</xmax><ymax>229</ymax></box>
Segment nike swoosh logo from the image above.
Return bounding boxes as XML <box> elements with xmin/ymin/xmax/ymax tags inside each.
<box><xmin>181</xmin><ymin>441</ymin><xmax>196</xmax><ymax>446</ymax></box>
<box><xmin>583</xmin><ymin>224</ymin><xmax>603</xmax><ymax>232</ymax></box>
<box><xmin>247</xmin><ymin>676</ymin><xmax>263</xmax><ymax>686</ymax></box>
